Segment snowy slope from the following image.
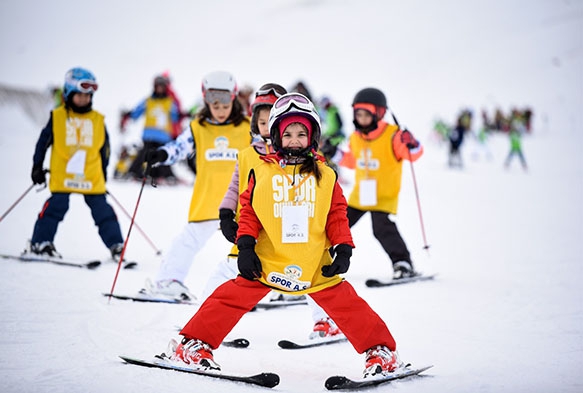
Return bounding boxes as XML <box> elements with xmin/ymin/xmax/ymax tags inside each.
<box><xmin>0</xmin><ymin>1</ymin><xmax>582</xmax><ymax>392</ymax></box>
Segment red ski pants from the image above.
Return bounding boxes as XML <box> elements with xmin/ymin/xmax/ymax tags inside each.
<box><xmin>180</xmin><ymin>277</ymin><xmax>396</xmax><ymax>353</ymax></box>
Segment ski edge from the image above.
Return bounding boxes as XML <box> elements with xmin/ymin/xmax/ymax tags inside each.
<box><xmin>119</xmin><ymin>355</ymin><xmax>279</xmax><ymax>388</ymax></box>
<box><xmin>1</xmin><ymin>253</ymin><xmax>101</xmax><ymax>269</ymax></box>
<box><xmin>278</xmin><ymin>336</ymin><xmax>348</xmax><ymax>349</ymax></box>
<box><xmin>365</xmin><ymin>274</ymin><xmax>437</xmax><ymax>288</ymax></box>
<box><xmin>325</xmin><ymin>365</ymin><xmax>433</xmax><ymax>390</ymax></box>
<box><xmin>103</xmin><ymin>293</ymin><xmax>196</xmax><ymax>305</ymax></box>
<box><xmin>254</xmin><ymin>300</ymin><xmax>308</xmax><ymax>310</ymax></box>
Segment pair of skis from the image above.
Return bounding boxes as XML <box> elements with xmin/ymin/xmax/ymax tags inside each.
<box><xmin>119</xmin><ymin>355</ymin><xmax>431</xmax><ymax>390</ymax></box>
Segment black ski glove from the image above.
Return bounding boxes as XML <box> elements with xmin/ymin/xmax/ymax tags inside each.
<box><xmin>31</xmin><ymin>166</ymin><xmax>46</xmax><ymax>185</ymax></box>
<box><xmin>145</xmin><ymin>148</ymin><xmax>168</xmax><ymax>165</ymax></box>
<box><xmin>321</xmin><ymin>244</ymin><xmax>352</xmax><ymax>277</ymax></box>
<box><xmin>237</xmin><ymin>235</ymin><xmax>262</xmax><ymax>280</ymax></box>
<box><xmin>219</xmin><ymin>208</ymin><xmax>239</xmax><ymax>243</ymax></box>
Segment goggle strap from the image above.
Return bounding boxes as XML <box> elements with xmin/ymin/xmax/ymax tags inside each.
<box><xmin>256</xmin><ymin>88</ymin><xmax>284</xmax><ymax>98</ymax></box>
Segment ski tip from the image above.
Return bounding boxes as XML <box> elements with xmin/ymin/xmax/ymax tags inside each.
<box><xmin>221</xmin><ymin>338</ymin><xmax>250</xmax><ymax>348</ymax></box>
<box><xmin>364</xmin><ymin>279</ymin><xmax>380</xmax><ymax>287</ymax></box>
<box><xmin>253</xmin><ymin>372</ymin><xmax>280</xmax><ymax>388</ymax></box>
<box><xmin>277</xmin><ymin>340</ymin><xmax>300</xmax><ymax>349</ymax></box>
<box><xmin>86</xmin><ymin>260</ymin><xmax>101</xmax><ymax>269</ymax></box>
<box><xmin>325</xmin><ymin>376</ymin><xmax>350</xmax><ymax>390</ymax></box>
<box><xmin>416</xmin><ymin>364</ymin><xmax>434</xmax><ymax>373</ymax></box>
<box><xmin>233</xmin><ymin>338</ymin><xmax>250</xmax><ymax>348</ymax></box>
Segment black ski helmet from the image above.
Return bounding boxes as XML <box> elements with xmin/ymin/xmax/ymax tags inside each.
<box><xmin>352</xmin><ymin>87</ymin><xmax>388</xmax><ymax>133</ymax></box>
<box><xmin>352</xmin><ymin>87</ymin><xmax>387</xmax><ymax>108</ymax></box>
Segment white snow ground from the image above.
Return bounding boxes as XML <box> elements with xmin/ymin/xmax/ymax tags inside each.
<box><xmin>0</xmin><ymin>1</ymin><xmax>582</xmax><ymax>392</ymax></box>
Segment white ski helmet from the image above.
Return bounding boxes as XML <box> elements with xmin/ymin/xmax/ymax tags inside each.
<box><xmin>201</xmin><ymin>71</ymin><xmax>237</xmax><ymax>95</ymax></box>
<box><xmin>268</xmin><ymin>92</ymin><xmax>321</xmax><ymax>153</ymax></box>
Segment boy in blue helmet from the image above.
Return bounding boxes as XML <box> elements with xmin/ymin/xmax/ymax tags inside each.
<box><xmin>27</xmin><ymin>67</ymin><xmax>125</xmax><ymax>260</ymax></box>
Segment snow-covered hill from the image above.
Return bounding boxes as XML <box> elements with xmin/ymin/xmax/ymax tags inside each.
<box><xmin>0</xmin><ymin>1</ymin><xmax>581</xmax><ymax>392</ymax></box>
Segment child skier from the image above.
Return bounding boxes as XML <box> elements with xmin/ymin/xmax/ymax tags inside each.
<box><xmin>28</xmin><ymin>67</ymin><xmax>124</xmax><ymax>259</ymax></box>
<box><xmin>340</xmin><ymin>87</ymin><xmax>423</xmax><ymax>280</ymax></box>
<box><xmin>204</xmin><ymin>84</ymin><xmax>344</xmax><ymax>341</ymax></box>
<box><xmin>159</xmin><ymin>93</ymin><xmax>404</xmax><ymax>378</ymax></box>
<box><xmin>122</xmin><ymin>75</ymin><xmax>180</xmax><ymax>182</ymax></box>
<box><xmin>140</xmin><ymin>71</ymin><xmax>250</xmax><ymax>300</ymax></box>
<box><xmin>504</xmin><ymin>110</ymin><xmax>528</xmax><ymax>171</ymax></box>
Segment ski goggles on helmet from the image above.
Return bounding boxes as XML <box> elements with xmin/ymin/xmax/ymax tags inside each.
<box><xmin>272</xmin><ymin>93</ymin><xmax>313</xmax><ymax>118</ymax></box>
<box><xmin>76</xmin><ymin>79</ymin><xmax>98</xmax><ymax>94</ymax></box>
<box><xmin>255</xmin><ymin>87</ymin><xmax>285</xmax><ymax>99</ymax></box>
<box><xmin>252</xmin><ymin>87</ymin><xmax>285</xmax><ymax>109</ymax></box>
<box><xmin>204</xmin><ymin>89</ymin><xmax>234</xmax><ymax>104</ymax></box>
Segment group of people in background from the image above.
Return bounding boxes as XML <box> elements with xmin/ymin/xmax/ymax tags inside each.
<box><xmin>110</xmin><ymin>77</ymin><xmax>347</xmax><ymax>184</ymax></box>
<box><xmin>433</xmin><ymin>106</ymin><xmax>531</xmax><ymax>171</ymax></box>
<box><xmin>26</xmin><ymin>66</ymin><xmax>425</xmax><ymax>380</ymax></box>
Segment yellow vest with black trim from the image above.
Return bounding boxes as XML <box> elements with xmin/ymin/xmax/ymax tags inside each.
<box><xmin>144</xmin><ymin>97</ymin><xmax>173</xmax><ymax>134</ymax></box>
<box><xmin>249</xmin><ymin>160</ymin><xmax>341</xmax><ymax>295</ymax></box>
<box><xmin>49</xmin><ymin>106</ymin><xmax>106</xmax><ymax>194</ymax></box>
<box><xmin>347</xmin><ymin>124</ymin><xmax>403</xmax><ymax>214</ymax></box>
<box><xmin>188</xmin><ymin>118</ymin><xmax>250</xmax><ymax>222</ymax></box>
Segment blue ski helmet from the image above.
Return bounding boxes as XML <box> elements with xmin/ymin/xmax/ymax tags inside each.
<box><xmin>63</xmin><ymin>67</ymin><xmax>98</xmax><ymax>101</ymax></box>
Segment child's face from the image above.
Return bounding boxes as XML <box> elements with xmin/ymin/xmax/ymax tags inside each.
<box><xmin>209</xmin><ymin>101</ymin><xmax>233</xmax><ymax>123</ymax></box>
<box><xmin>281</xmin><ymin>123</ymin><xmax>309</xmax><ymax>150</ymax></box>
<box><xmin>72</xmin><ymin>92</ymin><xmax>92</xmax><ymax>107</ymax></box>
<box><xmin>354</xmin><ymin>109</ymin><xmax>374</xmax><ymax>127</ymax></box>
<box><xmin>257</xmin><ymin>108</ymin><xmax>271</xmax><ymax>138</ymax></box>
<box><xmin>154</xmin><ymin>83</ymin><xmax>167</xmax><ymax>95</ymax></box>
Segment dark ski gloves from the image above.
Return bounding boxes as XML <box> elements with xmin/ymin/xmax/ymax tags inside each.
<box><xmin>237</xmin><ymin>235</ymin><xmax>262</xmax><ymax>280</ymax></box>
<box><xmin>219</xmin><ymin>208</ymin><xmax>238</xmax><ymax>243</ymax></box>
<box><xmin>31</xmin><ymin>166</ymin><xmax>46</xmax><ymax>185</ymax></box>
<box><xmin>145</xmin><ymin>149</ymin><xmax>168</xmax><ymax>165</ymax></box>
<box><xmin>321</xmin><ymin>244</ymin><xmax>352</xmax><ymax>277</ymax></box>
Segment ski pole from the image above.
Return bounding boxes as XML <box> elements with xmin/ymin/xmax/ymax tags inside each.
<box><xmin>390</xmin><ymin>111</ymin><xmax>430</xmax><ymax>252</ymax></box>
<box><xmin>107</xmin><ymin>164</ymin><xmax>151</xmax><ymax>301</ymax></box>
<box><xmin>407</xmin><ymin>149</ymin><xmax>430</xmax><ymax>251</ymax></box>
<box><xmin>0</xmin><ymin>183</ymin><xmax>35</xmax><ymax>223</ymax></box>
<box><xmin>106</xmin><ymin>190</ymin><xmax>162</xmax><ymax>255</ymax></box>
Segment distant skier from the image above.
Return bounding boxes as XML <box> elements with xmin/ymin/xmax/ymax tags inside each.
<box><xmin>27</xmin><ymin>67</ymin><xmax>124</xmax><ymax>259</ymax></box>
<box><xmin>317</xmin><ymin>95</ymin><xmax>345</xmax><ymax>170</ymax></box>
<box><xmin>448</xmin><ymin>109</ymin><xmax>472</xmax><ymax>168</ymax></box>
<box><xmin>121</xmin><ymin>75</ymin><xmax>180</xmax><ymax>183</ymax></box>
<box><xmin>504</xmin><ymin>109</ymin><xmax>528</xmax><ymax>171</ymax></box>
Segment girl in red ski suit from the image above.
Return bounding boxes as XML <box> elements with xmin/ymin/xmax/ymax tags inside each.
<box><xmin>176</xmin><ymin>94</ymin><xmax>400</xmax><ymax>374</ymax></box>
